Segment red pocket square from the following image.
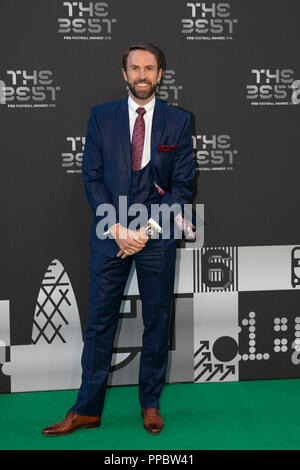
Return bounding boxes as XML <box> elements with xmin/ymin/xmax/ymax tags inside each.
<box><xmin>158</xmin><ymin>144</ymin><xmax>177</xmax><ymax>152</ymax></box>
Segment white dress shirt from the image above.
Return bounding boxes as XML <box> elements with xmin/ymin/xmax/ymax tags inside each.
<box><xmin>128</xmin><ymin>94</ymin><xmax>155</xmax><ymax>169</ymax></box>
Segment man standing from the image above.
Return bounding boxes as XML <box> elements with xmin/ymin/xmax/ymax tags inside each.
<box><xmin>42</xmin><ymin>43</ymin><xmax>195</xmax><ymax>436</ymax></box>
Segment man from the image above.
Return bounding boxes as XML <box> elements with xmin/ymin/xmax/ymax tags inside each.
<box><xmin>42</xmin><ymin>43</ymin><xmax>195</xmax><ymax>436</ymax></box>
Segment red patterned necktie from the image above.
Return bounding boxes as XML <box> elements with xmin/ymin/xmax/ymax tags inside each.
<box><xmin>131</xmin><ymin>107</ymin><xmax>146</xmax><ymax>171</ymax></box>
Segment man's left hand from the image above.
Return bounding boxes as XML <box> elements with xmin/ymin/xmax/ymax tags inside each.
<box><xmin>117</xmin><ymin>226</ymin><xmax>148</xmax><ymax>259</ymax></box>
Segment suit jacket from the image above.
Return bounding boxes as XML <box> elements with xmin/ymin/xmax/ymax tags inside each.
<box><xmin>82</xmin><ymin>96</ymin><xmax>195</xmax><ymax>258</ymax></box>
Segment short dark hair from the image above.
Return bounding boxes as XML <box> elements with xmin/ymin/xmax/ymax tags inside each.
<box><xmin>122</xmin><ymin>43</ymin><xmax>165</xmax><ymax>71</ymax></box>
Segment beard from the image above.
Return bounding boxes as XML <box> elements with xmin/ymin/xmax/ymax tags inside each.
<box><xmin>126</xmin><ymin>79</ymin><xmax>159</xmax><ymax>101</ymax></box>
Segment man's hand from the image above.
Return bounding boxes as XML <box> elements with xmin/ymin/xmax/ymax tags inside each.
<box><xmin>109</xmin><ymin>224</ymin><xmax>149</xmax><ymax>259</ymax></box>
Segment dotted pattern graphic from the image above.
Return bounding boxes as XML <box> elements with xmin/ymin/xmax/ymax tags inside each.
<box><xmin>238</xmin><ymin>311</ymin><xmax>270</xmax><ymax>361</ymax></box>
<box><xmin>274</xmin><ymin>338</ymin><xmax>288</xmax><ymax>352</ymax></box>
<box><xmin>274</xmin><ymin>317</ymin><xmax>288</xmax><ymax>331</ymax></box>
<box><xmin>294</xmin><ymin>317</ymin><xmax>300</xmax><ymax>337</ymax></box>
<box><xmin>293</xmin><ymin>318</ymin><xmax>300</xmax><ymax>353</ymax></box>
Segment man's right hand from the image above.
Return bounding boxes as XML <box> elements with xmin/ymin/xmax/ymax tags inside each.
<box><xmin>109</xmin><ymin>224</ymin><xmax>148</xmax><ymax>257</ymax></box>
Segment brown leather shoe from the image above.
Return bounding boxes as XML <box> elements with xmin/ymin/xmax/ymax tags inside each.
<box><xmin>42</xmin><ymin>411</ymin><xmax>101</xmax><ymax>436</ymax></box>
<box><xmin>142</xmin><ymin>408</ymin><xmax>164</xmax><ymax>434</ymax></box>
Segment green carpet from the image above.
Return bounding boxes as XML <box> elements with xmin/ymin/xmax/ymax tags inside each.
<box><xmin>1</xmin><ymin>379</ymin><xmax>300</xmax><ymax>450</ymax></box>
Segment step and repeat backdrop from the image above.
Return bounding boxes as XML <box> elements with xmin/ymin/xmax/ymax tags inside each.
<box><xmin>1</xmin><ymin>0</ymin><xmax>300</xmax><ymax>393</ymax></box>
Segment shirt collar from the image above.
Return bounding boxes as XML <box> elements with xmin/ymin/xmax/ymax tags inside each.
<box><xmin>128</xmin><ymin>94</ymin><xmax>156</xmax><ymax>114</ymax></box>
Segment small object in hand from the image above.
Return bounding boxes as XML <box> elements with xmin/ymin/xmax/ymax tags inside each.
<box><xmin>145</xmin><ymin>218</ymin><xmax>163</xmax><ymax>238</ymax></box>
<box><xmin>174</xmin><ymin>213</ymin><xmax>196</xmax><ymax>242</ymax></box>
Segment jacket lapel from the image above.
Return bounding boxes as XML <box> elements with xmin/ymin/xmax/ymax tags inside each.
<box><xmin>118</xmin><ymin>97</ymin><xmax>132</xmax><ymax>188</ymax></box>
<box><xmin>151</xmin><ymin>99</ymin><xmax>167</xmax><ymax>178</ymax></box>
<box><xmin>151</xmin><ymin>99</ymin><xmax>166</xmax><ymax>157</ymax></box>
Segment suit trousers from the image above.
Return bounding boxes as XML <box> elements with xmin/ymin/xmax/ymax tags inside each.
<box><xmin>70</xmin><ymin>237</ymin><xmax>177</xmax><ymax>417</ymax></box>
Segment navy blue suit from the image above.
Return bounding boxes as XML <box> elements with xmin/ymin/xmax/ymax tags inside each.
<box><xmin>70</xmin><ymin>96</ymin><xmax>195</xmax><ymax>417</ymax></box>
<box><xmin>82</xmin><ymin>97</ymin><xmax>195</xmax><ymax>257</ymax></box>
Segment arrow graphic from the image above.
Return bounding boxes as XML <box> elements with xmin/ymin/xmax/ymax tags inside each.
<box><xmin>206</xmin><ymin>364</ymin><xmax>224</xmax><ymax>381</ymax></box>
<box><xmin>194</xmin><ymin>341</ymin><xmax>209</xmax><ymax>358</ymax></box>
<box><xmin>194</xmin><ymin>352</ymin><xmax>211</xmax><ymax>370</ymax></box>
<box><xmin>195</xmin><ymin>363</ymin><xmax>212</xmax><ymax>381</ymax></box>
<box><xmin>220</xmin><ymin>365</ymin><xmax>235</xmax><ymax>381</ymax></box>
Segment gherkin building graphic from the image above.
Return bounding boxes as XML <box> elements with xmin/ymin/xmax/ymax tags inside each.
<box><xmin>31</xmin><ymin>259</ymin><xmax>82</xmax><ymax>345</ymax></box>
<box><xmin>2</xmin><ymin>259</ymin><xmax>84</xmax><ymax>392</ymax></box>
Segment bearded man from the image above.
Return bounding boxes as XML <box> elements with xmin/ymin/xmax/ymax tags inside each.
<box><xmin>42</xmin><ymin>43</ymin><xmax>195</xmax><ymax>436</ymax></box>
